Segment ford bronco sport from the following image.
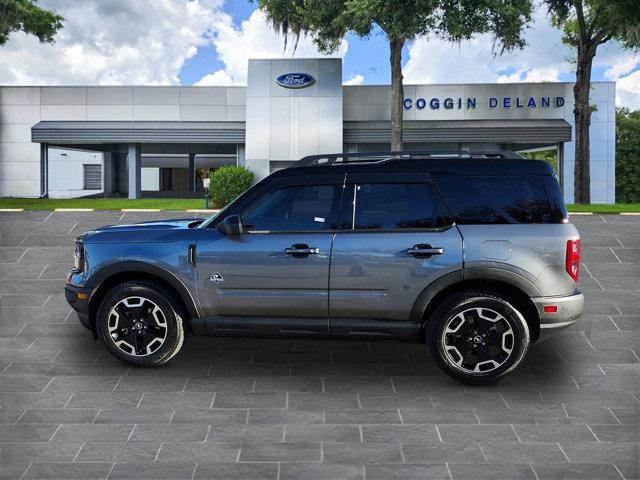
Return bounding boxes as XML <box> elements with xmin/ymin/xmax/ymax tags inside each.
<box><xmin>65</xmin><ymin>151</ymin><xmax>583</xmax><ymax>384</ymax></box>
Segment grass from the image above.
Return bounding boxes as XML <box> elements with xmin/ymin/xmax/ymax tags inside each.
<box><xmin>0</xmin><ymin>198</ymin><xmax>210</xmax><ymax>211</ymax></box>
<box><xmin>0</xmin><ymin>197</ymin><xmax>639</xmax><ymax>213</ymax></box>
<box><xmin>567</xmin><ymin>203</ymin><xmax>640</xmax><ymax>214</ymax></box>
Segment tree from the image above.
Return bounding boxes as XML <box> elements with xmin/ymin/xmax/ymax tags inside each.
<box><xmin>0</xmin><ymin>0</ymin><xmax>64</xmax><ymax>46</ymax></box>
<box><xmin>545</xmin><ymin>0</ymin><xmax>640</xmax><ymax>204</ymax></box>
<box><xmin>258</xmin><ymin>0</ymin><xmax>532</xmax><ymax>151</ymax></box>
<box><xmin>615</xmin><ymin>107</ymin><xmax>640</xmax><ymax>203</ymax></box>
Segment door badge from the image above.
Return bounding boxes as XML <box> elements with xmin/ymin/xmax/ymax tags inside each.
<box><xmin>210</xmin><ymin>272</ymin><xmax>224</xmax><ymax>284</ymax></box>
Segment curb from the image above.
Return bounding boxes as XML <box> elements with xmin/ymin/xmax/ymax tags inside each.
<box><xmin>54</xmin><ymin>208</ymin><xmax>94</xmax><ymax>212</ymax></box>
<box><xmin>121</xmin><ymin>208</ymin><xmax>162</xmax><ymax>212</ymax></box>
<box><xmin>568</xmin><ymin>212</ymin><xmax>593</xmax><ymax>216</ymax></box>
<box><xmin>0</xmin><ymin>208</ymin><xmax>24</xmax><ymax>212</ymax></box>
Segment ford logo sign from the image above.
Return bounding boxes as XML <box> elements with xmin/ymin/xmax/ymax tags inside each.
<box><xmin>276</xmin><ymin>73</ymin><xmax>315</xmax><ymax>89</ymax></box>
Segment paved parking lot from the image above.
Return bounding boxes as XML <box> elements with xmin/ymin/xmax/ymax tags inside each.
<box><xmin>0</xmin><ymin>211</ymin><xmax>638</xmax><ymax>480</ymax></box>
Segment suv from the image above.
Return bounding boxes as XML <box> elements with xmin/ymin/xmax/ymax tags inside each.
<box><xmin>65</xmin><ymin>151</ymin><xmax>583</xmax><ymax>384</ymax></box>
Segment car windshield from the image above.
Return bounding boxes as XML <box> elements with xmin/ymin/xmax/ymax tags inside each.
<box><xmin>198</xmin><ymin>202</ymin><xmax>233</xmax><ymax>229</ymax></box>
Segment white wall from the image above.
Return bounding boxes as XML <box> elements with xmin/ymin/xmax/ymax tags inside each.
<box><xmin>0</xmin><ymin>85</ymin><xmax>246</xmax><ymax>198</ymax></box>
<box><xmin>245</xmin><ymin>59</ymin><xmax>343</xmax><ymax>181</ymax></box>
<box><xmin>344</xmin><ymin>81</ymin><xmax>616</xmax><ymax>204</ymax></box>
<box><xmin>0</xmin><ymin>79</ymin><xmax>616</xmax><ymax>203</ymax></box>
<box><xmin>47</xmin><ymin>148</ymin><xmax>103</xmax><ymax>198</ymax></box>
<box><xmin>141</xmin><ymin>167</ymin><xmax>160</xmax><ymax>191</ymax></box>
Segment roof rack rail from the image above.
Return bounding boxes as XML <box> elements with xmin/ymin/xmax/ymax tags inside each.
<box><xmin>294</xmin><ymin>150</ymin><xmax>523</xmax><ymax>167</ymax></box>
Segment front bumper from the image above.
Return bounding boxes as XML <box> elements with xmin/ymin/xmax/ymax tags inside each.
<box><xmin>64</xmin><ymin>283</ymin><xmax>93</xmax><ymax>331</ymax></box>
<box><xmin>532</xmin><ymin>290</ymin><xmax>584</xmax><ymax>342</ymax></box>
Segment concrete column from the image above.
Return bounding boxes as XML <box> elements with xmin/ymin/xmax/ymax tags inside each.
<box><xmin>188</xmin><ymin>153</ymin><xmax>196</xmax><ymax>192</ymax></box>
<box><xmin>557</xmin><ymin>142</ymin><xmax>565</xmax><ymax>193</ymax></box>
<box><xmin>127</xmin><ymin>143</ymin><xmax>141</xmax><ymax>199</ymax></box>
<box><xmin>103</xmin><ymin>152</ymin><xmax>113</xmax><ymax>195</ymax></box>
<box><xmin>40</xmin><ymin>143</ymin><xmax>49</xmax><ymax>198</ymax></box>
<box><xmin>237</xmin><ymin>144</ymin><xmax>246</xmax><ymax>167</ymax></box>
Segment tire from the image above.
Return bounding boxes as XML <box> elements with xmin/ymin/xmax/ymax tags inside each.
<box><xmin>426</xmin><ymin>290</ymin><xmax>529</xmax><ymax>385</ymax></box>
<box><xmin>96</xmin><ymin>280</ymin><xmax>186</xmax><ymax>367</ymax></box>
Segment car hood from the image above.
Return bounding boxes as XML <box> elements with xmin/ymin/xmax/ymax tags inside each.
<box><xmin>82</xmin><ymin>218</ymin><xmax>203</xmax><ymax>244</ymax></box>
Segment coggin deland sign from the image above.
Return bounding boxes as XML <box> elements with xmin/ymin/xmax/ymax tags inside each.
<box><xmin>403</xmin><ymin>95</ymin><xmax>565</xmax><ymax>110</ymax></box>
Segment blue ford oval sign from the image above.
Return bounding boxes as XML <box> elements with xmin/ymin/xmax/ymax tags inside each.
<box><xmin>276</xmin><ymin>72</ymin><xmax>315</xmax><ymax>89</ymax></box>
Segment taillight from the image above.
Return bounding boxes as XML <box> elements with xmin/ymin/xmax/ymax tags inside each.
<box><xmin>566</xmin><ymin>239</ymin><xmax>580</xmax><ymax>282</ymax></box>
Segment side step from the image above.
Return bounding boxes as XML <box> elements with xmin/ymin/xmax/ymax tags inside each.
<box><xmin>191</xmin><ymin>317</ymin><xmax>420</xmax><ymax>340</ymax></box>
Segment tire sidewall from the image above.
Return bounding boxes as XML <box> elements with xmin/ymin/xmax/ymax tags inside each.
<box><xmin>97</xmin><ymin>282</ymin><xmax>182</xmax><ymax>366</ymax></box>
<box><xmin>428</xmin><ymin>294</ymin><xmax>529</xmax><ymax>384</ymax></box>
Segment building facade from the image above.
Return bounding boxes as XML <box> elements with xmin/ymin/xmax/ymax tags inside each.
<box><xmin>0</xmin><ymin>58</ymin><xmax>616</xmax><ymax>203</ymax></box>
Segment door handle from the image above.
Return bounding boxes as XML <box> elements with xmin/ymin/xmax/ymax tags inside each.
<box><xmin>406</xmin><ymin>244</ymin><xmax>444</xmax><ymax>257</ymax></box>
<box><xmin>285</xmin><ymin>244</ymin><xmax>319</xmax><ymax>257</ymax></box>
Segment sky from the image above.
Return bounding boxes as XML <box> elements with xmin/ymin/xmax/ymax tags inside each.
<box><xmin>0</xmin><ymin>0</ymin><xmax>638</xmax><ymax>108</ymax></box>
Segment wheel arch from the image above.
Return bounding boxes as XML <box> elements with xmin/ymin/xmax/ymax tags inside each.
<box><xmin>87</xmin><ymin>262</ymin><xmax>198</xmax><ymax>339</ymax></box>
<box><xmin>411</xmin><ymin>270</ymin><xmax>541</xmax><ymax>343</ymax></box>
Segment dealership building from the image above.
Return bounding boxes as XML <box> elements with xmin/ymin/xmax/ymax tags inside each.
<box><xmin>0</xmin><ymin>58</ymin><xmax>616</xmax><ymax>203</ymax></box>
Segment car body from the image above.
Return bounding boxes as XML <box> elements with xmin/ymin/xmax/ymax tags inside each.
<box><xmin>65</xmin><ymin>151</ymin><xmax>583</xmax><ymax>383</ymax></box>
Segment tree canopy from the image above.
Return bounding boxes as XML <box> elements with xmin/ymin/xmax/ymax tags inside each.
<box><xmin>260</xmin><ymin>0</ymin><xmax>532</xmax><ymax>53</ymax></box>
<box><xmin>547</xmin><ymin>0</ymin><xmax>640</xmax><ymax>51</ymax></box>
<box><xmin>616</xmin><ymin>108</ymin><xmax>640</xmax><ymax>203</ymax></box>
<box><xmin>0</xmin><ymin>0</ymin><xmax>64</xmax><ymax>46</ymax></box>
<box><xmin>545</xmin><ymin>0</ymin><xmax>640</xmax><ymax>203</ymax></box>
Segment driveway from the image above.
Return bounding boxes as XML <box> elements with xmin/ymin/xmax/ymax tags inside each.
<box><xmin>0</xmin><ymin>211</ymin><xmax>638</xmax><ymax>480</ymax></box>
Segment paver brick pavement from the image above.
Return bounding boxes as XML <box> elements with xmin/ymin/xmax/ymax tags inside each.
<box><xmin>0</xmin><ymin>212</ymin><xmax>638</xmax><ymax>479</ymax></box>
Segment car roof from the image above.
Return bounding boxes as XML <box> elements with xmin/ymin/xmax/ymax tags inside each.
<box><xmin>270</xmin><ymin>151</ymin><xmax>555</xmax><ymax>178</ymax></box>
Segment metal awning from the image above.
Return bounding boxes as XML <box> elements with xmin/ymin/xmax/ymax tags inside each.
<box><xmin>344</xmin><ymin>119</ymin><xmax>572</xmax><ymax>144</ymax></box>
<box><xmin>32</xmin><ymin>121</ymin><xmax>246</xmax><ymax>144</ymax></box>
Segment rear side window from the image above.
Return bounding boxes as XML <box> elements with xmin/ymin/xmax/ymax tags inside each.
<box><xmin>542</xmin><ymin>175</ymin><xmax>568</xmax><ymax>222</ymax></box>
<box><xmin>433</xmin><ymin>174</ymin><xmax>557</xmax><ymax>224</ymax></box>
<box><xmin>341</xmin><ymin>182</ymin><xmax>450</xmax><ymax>230</ymax></box>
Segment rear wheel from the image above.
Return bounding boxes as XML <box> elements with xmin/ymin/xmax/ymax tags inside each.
<box><xmin>427</xmin><ymin>291</ymin><xmax>529</xmax><ymax>384</ymax></box>
<box><xmin>97</xmin><ymin>281</ymin><xmax>185</xmax><ymax>366</ymax></box>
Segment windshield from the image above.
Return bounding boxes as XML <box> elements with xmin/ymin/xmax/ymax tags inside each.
<box><xmin>198</xmin><ymin>202</ymin><xmax>232</xmax><ymax>228</ymax></box>
<box><xmin>198</xmin><ymin>177</ymin><xmax>268</xmax><ymax>229</ymax></box>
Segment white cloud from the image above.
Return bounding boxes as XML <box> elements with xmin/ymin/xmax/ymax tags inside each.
<box><xmin>402</xmin><ymin>8</ymin><xmax>639</xmax><ymax>108</ymax></box>
<box><xmin>195</xmin><ymin>70</ymin><xmax>238</xmax><ymax>86</ymax></box>
<box><xmin>403</xmin><ymin>10</ymin><xmax>571</xmax><ymax>85</ymax></box>
<box><xmin>343</xmin><ymin>73</ymin><xmax>364</xmax><ymax>85</ymax></box>
<box><xmin>0</xmin><ymin>0</ymin><xmax>223</xmax><ymax>85</ymax></box>
<box><xmin>198</xmin><ymin>9</ymin><xmax>348</xmax><ymax>86</ymax></box>
<box><xmin>497</xmin><ymin>67</ymin><xmax>561</xmax><ymax>83</ymax></box>
<box><xmin>616</xmin><ymin>70</ymin><xmax>640</xmax><ymax>110</ymax></box>
<box><xmin>604</xmin><ymin>54</ymin><xmax>639</xmax><ymax>81</ymax></box>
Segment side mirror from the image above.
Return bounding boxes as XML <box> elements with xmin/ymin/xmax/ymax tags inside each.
<box><xmin>221</xmin><ymin>214</ymin><xmax>243</xmax><ymax>236</ymax></box>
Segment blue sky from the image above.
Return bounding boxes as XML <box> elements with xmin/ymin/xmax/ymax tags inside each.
<box><xmin>177</xmin><ymin>0</ymin><xmax>624</xmax><ymax>87</ymax></box>
<box><xmin>0</xmin><ymin>0</ymin><xmax>637</xmax><ymax>108</ymax></box>
<box><xmin>179</xmin><ymin>2</ymin><xmax>402</xmax><ymax>86</ymax></box>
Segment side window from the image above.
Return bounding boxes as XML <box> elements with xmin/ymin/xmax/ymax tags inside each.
<box><xmin>348</xmin><ymin>183</ymin><xmax>447</xmax><ymax>230</ymax></box>
<box><xmin>241</xmin><ymin>184</ymin><xmax>339</xmax><ymax>232</ymax></box>
<box><xmin>433</xmin><ymin>174</ymin><xmax>554</xmax><ymax>224</ymax></box>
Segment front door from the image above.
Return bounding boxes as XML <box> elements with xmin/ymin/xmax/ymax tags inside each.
<box><xmin>329</xmin><ymin>173</ymin><xmax>463</xmax><ymax>331</ymax></box>
<box><xmin>196</xmin><ymin>176</ymin><xmax>344</xmax><ymax>331</ymax></box>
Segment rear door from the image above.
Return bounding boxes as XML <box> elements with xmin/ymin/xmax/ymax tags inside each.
<box><xmin>328</xmin><ymin>172</ymin><xmax>463</xmax><ymax>331</ymax></box>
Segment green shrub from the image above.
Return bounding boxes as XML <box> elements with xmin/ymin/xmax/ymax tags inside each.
<box><xmin>616</xmin><ymin>108</ymin><xmax>640</xmax><ymax>203</ymax></box>
<box><xmin>208</xmin><ymin>166</ymin><xmax>254</xmax><ymax>209</ymax></box>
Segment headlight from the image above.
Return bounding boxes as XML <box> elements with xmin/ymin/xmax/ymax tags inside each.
<box><xmin>73</xmin><ymin>240</ymin><xmax>84</xmax><ymax>272</ymax></box>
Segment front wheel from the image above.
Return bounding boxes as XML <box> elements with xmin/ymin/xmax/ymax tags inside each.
<box><xmin>427</xmin><ymin>291</ymin><xmax>530</xmax><ymax>384</ymax></box>
<box><xmin>96</xmin><ymin>281</ymin><xmax>185</xmax><ymax>366</ymax></box>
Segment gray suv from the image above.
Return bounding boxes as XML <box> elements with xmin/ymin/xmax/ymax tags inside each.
<box><xmin>65</xmin><ymin>151</ymin><xmax>583</xmax><ymax>384</ymax></box>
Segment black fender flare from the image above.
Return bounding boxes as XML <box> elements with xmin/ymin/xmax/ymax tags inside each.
<box><xmin>86</xmin><ymin>261</ymin><xmax>200</xmax><ymax>319</ymax></box>
<box><xmin>409</xmin><ymin>267</ymin><xmax>543</xmax><ymax>324</ymax></box>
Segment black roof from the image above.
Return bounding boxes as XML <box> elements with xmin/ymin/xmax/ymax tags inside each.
<box><xmin>271</xmin><ymin>151</ymin><xmax>555</xmax><ymax>178</ymax></box>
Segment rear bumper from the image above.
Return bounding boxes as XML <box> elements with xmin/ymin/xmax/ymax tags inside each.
<box><xmin>64</xmin><ymin>283</ymin><xmax>93</xmax><ymax>331</ymax></box>
<box><xmin>532</xmin><ymin>290</ymin><xmax>584</xmax><ymax>342</ymax></box>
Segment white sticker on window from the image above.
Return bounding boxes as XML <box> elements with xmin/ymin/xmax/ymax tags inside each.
<box><xmin>314</xmin><ymin>217</ymin><xmax>325</xmax><ymax>223</ymax></box>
